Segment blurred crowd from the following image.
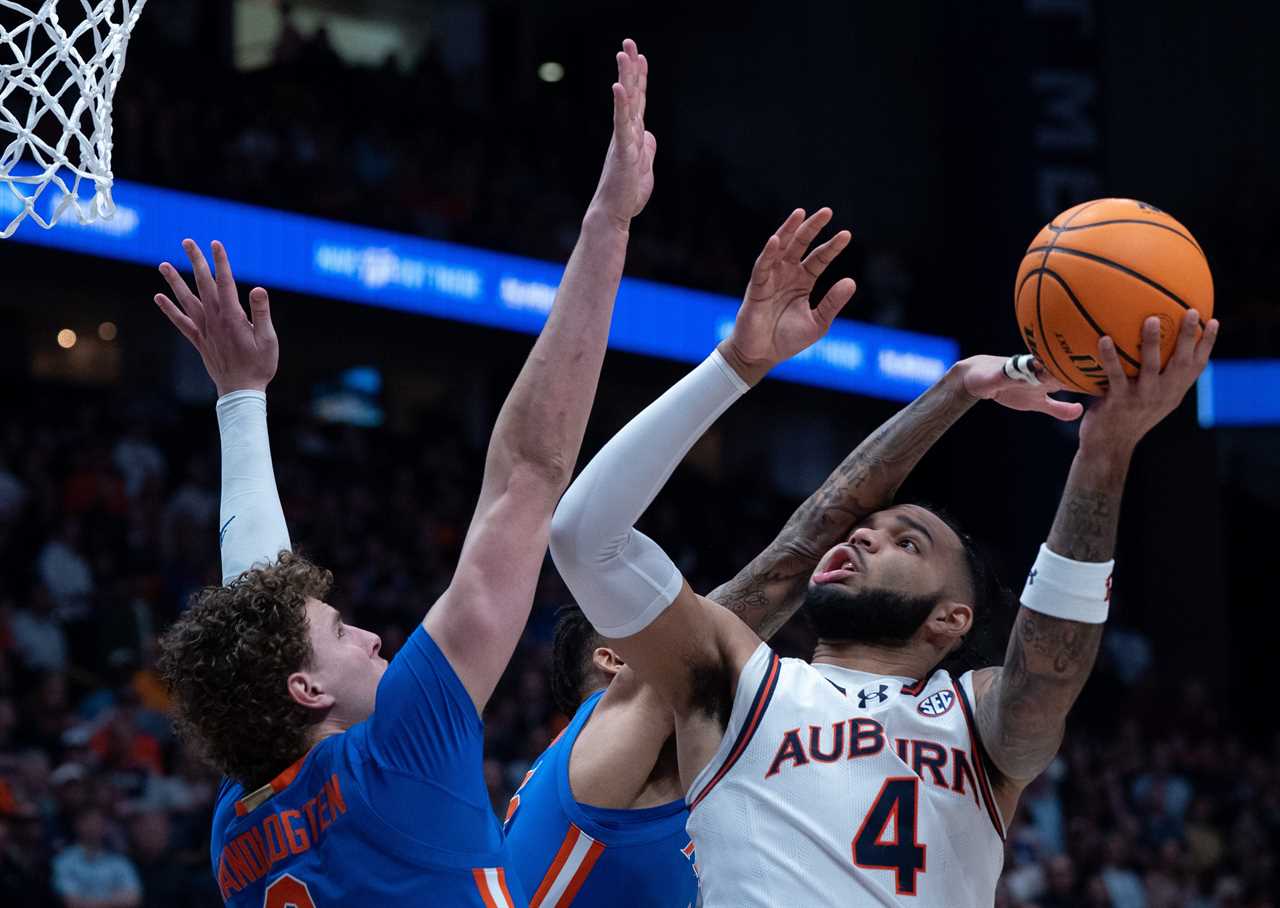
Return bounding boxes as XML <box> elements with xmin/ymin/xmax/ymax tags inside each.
<box><xmin>0</xmin><ymin>381</ymin><xmax>1274</xmax><ymax>906</ymax></box>
<box><xmin>111</xmin><ymin>15</ymin><xmax>769</xmax><ymax>304</ymax></box>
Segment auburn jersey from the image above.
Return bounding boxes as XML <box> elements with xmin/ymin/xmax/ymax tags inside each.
<box><xmin>505</xmin><ymin>690</ymin><xmax>699</xmax><ymax>907</ymax></box>
<box><xmin>211</xmin><ymin>626</ymin><xmax>527</xmax><ymax>907</ymax></box>
<box><xmin>686</xmin><ymin>643</ymin><xmax>1005</xmax><ymax>907</ymax></box>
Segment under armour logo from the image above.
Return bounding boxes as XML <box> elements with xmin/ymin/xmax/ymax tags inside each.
<box><xmin>857</xmin><ymin>684</ymin><xmax>889</xmax><ymax>709</ymax></box>
<box><xmin>1027</xmin><ymin>568</ymin><xmax>1037</xmax><ymax>586</ymax></box>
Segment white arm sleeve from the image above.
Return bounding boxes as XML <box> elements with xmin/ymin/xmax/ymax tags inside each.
<box><xmin>216</xmin><ymin>390</ymin><xmax>292</xmax><ymax>585</ymax></box>
<box><xmin>550</xmin><ymin>351</ymin><xmax>749</xmax><ymax>637</ymax></box>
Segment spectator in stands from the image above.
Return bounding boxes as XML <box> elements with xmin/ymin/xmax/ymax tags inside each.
<box><xmin>51</xmin><ymin>807</ymin><xmax>141</xmax><ymax>908</ymax></box>
<box><xmin>9</xmin><ymin>583</ymin><xmax>67</xmax><ymax>673</ymax></box>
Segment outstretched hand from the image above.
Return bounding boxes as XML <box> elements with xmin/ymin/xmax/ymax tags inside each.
<box><xmin>589</xmin><ymin>38</ymin><xmax>656</xmax><ymax>229</ymax></box>
<box><xmin>959</xmin><ymin>354</ymin><xmax>1084</xmax><ymax>421</ymax></box>
<box><xmin>153</xmin><ymin>240</ymin><xmax>278</xmax><ymax>397</ymax></box>
<box><xmin>718</xmin><ymin>208</ymin><xmax>857</xmax><ymax>385</ymax></box>
<box><xmin>1080</xmin><ymin>309</ymin><xmax>1218</xmax><ymax>453</ymax></box>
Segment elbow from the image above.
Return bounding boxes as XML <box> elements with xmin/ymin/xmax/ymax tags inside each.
<box><xmin>549</xmin><ymin>495</ymin><xmax>584</xmax><ymax>570</ymax></box>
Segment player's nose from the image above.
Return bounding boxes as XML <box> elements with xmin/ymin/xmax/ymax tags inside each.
<box><xmin>849</xmin><ymin>526</ymin><xmax>881</xmax><ymax>552</ymax></box>
<box><xmin>367</xmin><ymin>630</ymin><xmax>382</xmax><ymax>659</ymax></box>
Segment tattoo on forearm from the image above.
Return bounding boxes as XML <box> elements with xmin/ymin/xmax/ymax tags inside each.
<box><xmin>977</xmin><ymin>449</ymin><xmax>1128</xmax><ymax>782</ymax></box>
<box><xmin>1047</xmin><ymin>487</ymin><xmax>1117</xmax><ymax>562</ymax></box>
<box><xmin>709</xmin><ymin>377</ymin><xmax>977</xmax><ymax>635</ymax></box>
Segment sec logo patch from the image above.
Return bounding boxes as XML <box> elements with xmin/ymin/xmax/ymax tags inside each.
<box><xmin>917</xmin><ymin>689</ymin><xmax>954</xmax><ymax>717</ymax></box>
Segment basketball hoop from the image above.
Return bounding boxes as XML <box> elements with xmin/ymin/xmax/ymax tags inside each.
<box><xmin>0</xmin><ymin>0</ymin><xmax>148</xmax><ymax>238</ymax></box>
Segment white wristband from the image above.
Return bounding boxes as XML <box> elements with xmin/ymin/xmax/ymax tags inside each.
<box><xmin>1020</xmin><ymin>544</ymin><xmax>1113</xmax><ymax>624</ymax></box>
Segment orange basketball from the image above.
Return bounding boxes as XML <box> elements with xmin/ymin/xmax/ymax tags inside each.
<box><xmin>1014</xmin><ymin>198</ymin><xmax>1213</xmax><ymax>395</ymax></box>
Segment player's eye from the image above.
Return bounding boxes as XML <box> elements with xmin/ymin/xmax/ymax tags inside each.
<box><xmin>898</xmin><ymin>538</ymin><xmax>920</xmax><ymax>553</ymax></box>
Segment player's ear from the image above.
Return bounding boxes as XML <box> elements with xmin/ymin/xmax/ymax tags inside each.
<box><xmin>592</xmin><ymin>646</ymin><xmax>625</xmax><ymax>677</ymax></box>
<box><xmin>287</xmin><ymin>670</ymin><xmax>335</xmax><ymax>711</ymax></box>
<box><xmin>928</xmin><ymin>600</ymin><xmax>973</xmax><ymax>642</ymax></box>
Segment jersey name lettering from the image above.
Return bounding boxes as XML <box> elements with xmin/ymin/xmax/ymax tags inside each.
<box><xmin>217</xmin><ymin>773</ymin><xmax>348</xmax><ymax>900</ymax></box>
<box><xmin>764</xmin><ymin>719</ymin><xmax>982</xmax><ymax>808</ymax></box>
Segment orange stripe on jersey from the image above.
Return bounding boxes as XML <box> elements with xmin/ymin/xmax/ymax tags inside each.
<box><xmin>473</xmin><ymin>868</ymin><xmax>500</xmax><ymax>908</ymax></box>
<box><xmin>901</xmin><ymin>676</ymin><xmax>928</xmax><ymax>696</ymax></box>
<box><xmin>556</xmin><ymin>839</ymin><xmax>605</xmax><ymax>906</ymax></box>
<box><xmin>496</xmin><ymin>868</ymin><xmax>516</xmax><ymax>907</ymax></box>
<box><xmin>472</xmin><ymin>867</ymin><xmax>515</xmax><ymax>908</ymax></box>
<box><xmin>235</xmin><ymin>752</ymin><xmax>308</xmax><ymax>817</ymax></box>
<box><xmin>530</xmin><ymin>825</ymin><xmax>606</xmax><ymax>907</ymax></box>
<box><xmin>689</xmin><ymin>651</ymin><xmax>781</xmax><ymax>811</ymax></box>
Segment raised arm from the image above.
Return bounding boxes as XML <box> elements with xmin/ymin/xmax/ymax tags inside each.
<box><xmin>709</xmin><ymin>355</ymin><xmax>1082</xmax><ymax>637</ymax></box>
<box><xmin>154</xmin><ymin>240</ymin><xmax>290</xmax><ymax>584</ymax></box>
<box><xmin>974</xmin><ymin>311</ymin><xmax>1218</xmax><ymax>820</ymax></box>
<box><xmin>551</xmin><ymin>209</ymin><xmax>856</xmax><ymax>781</ymax></box>
<box><xmin>423</xmin><ymin>40</ymin><xmax>657</xmax><ymax>711</ymax></box>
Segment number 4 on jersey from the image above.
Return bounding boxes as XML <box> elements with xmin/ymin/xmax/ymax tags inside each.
<box><xmin>852</xmin><ymin>777</ymin><xmax>927</xmax><ymax>895</ymax></box>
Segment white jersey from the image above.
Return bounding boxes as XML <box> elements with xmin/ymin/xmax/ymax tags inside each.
<box><xmin>686</xmin><ymin>643</ymin><xmax>1006</xmax><ymax>907</ymax></box>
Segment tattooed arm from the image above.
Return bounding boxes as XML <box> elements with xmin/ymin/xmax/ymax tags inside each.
<box><xmin>971</xmin><ymin>449</ymin><xmax>1123</xmax><ymax>811</ymax></box>
<box><xmin>709</xmin><ymin>355</ymin><xmax>1081</xmax><ymax>638</ymax></box>
<box><xmin>974</xmin><ymin>312</ymin><xmax>1218</xmax><ymax>821</ymax></box>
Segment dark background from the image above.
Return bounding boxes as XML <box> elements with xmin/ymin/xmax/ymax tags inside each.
<box><xmin>0</xmin><ymin>1</ymin><xmax>1276</xmax><ymax>905</ymax></box>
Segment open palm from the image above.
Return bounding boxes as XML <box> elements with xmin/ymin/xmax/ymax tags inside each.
<box><xmin>153</xmin><ymin>240</ymin><xmax>278</xmax><ymax>397</ymax></box>
<box><xmin>720</xmin><ymin>208</ymin><xmax>857</xmax><ymax>380</ymax></box>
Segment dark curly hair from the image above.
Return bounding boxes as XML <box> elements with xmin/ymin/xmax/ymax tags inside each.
<box><xmin>903</xmin><ymin>500</ymin><xmax>1018</xmax><ymax>676</ymax></box>
<box><xmin>157</xmin><ymin>552</ymin><xmax>333</xmax><ymax>788</ymax></box>
<box><xmin>550</xmin><ymin>604</ymin><xmax>603</xmax><ymax>717</ymax></box>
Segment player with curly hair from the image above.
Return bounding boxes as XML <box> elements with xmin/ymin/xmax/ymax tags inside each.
<box><xmin>152</xmin><ymin>39</ymin><xmax>657</xmax><ymax>908</ymax></box>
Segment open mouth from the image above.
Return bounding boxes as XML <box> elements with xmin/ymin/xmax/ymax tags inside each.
<box><xmin>813</xmin><ymin>544</ymin><xmax>861</xmax><ymax>585</ymax></box>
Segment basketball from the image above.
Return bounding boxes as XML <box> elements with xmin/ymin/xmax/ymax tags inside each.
<box><xmin>1014</xmin><ymin>199</ymin><xmax>1214</xmax><ymax>394</ymax></box>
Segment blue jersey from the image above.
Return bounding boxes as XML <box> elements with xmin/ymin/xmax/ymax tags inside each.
<box><xmin>210</xmin><ymin>625</ymin><xmax>527</xmax><ymax>907</ymax></box>
<box><xmin>504</xmin><ymin>691</ymin><xmax>699</xmax><ymax>907</ymax></box>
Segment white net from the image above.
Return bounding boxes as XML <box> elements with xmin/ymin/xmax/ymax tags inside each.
<box><xmin>0</xmin><ymin>0</ymin><xmax>147</xmax><ymax>238</ymax></box>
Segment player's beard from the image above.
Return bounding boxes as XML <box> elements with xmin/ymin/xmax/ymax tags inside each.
<box><xmin>802</xmin><ymin>583</ymin><xmax>938</xmax><ymax>646</ymax></box>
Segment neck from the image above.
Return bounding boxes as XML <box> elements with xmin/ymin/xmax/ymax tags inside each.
<box><xmin>811</xmin><ymin>639</ymin><xmax>939</xmax><ymax>680</ymax></box>
<box><xmin>309</xmin><ymin>716</ymin><xmax>353</xmax><ymax>748</ymax></box>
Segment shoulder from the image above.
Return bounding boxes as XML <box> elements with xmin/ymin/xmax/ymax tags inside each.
<box><xmin>373</xmin><ymin>624</ymin><xmax>480</xmax><ymax>729</ymax></box>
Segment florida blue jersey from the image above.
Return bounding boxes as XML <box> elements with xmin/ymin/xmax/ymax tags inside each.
<box><xmin>210</xmin><ymin>625</ymin><xmax>527</xmax><ymax>907</ymax></box>
<box><xmin>504</xmin><ymin>690</ymin><xmax>699</xmax><ymax>907</ymax></box>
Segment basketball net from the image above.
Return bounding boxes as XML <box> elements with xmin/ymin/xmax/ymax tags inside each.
<box><xmin>0</xmin><ymin>0</ymin><xmax>147</xmax><ymax>238</ymax></box>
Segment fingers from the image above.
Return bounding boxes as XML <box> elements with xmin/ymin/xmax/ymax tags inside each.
<box><xmin>182</xmin><ymin>239</ymin><xmax>219</xmax><ymax>315</ymax></box>
<box><xmin>1193</xmin><ymin>317</ymin><xmax>1219</xmax><ymax>369</ymax></box>
<box><xmin>248</xmin><ymin>287</ymin><xmax>275</xmax><ymax>341</ymax></box>
<box><xmin>813</xmin><ymin>277</ymin><xmax>857</xmax><ymax>327</ymax></box>
<box><xmin>620</xmin><ymin>40</ymin><xmax>644</xmax><ymax>122</ymax></box>
<box><xmin>211</xmin><ymin>241</ymin><xmax>241</xmax><ymax>315</ymax></box>
<box><xmin>611</xmin><ymin>79</ymin><xmax>629</xmax><ymax>145</ymax></box>
<box><xmin>773</xmin><ymin>208</ymin><xmax>805</xmax><ymax>252</ymax></box>
<box><xmin>1169</xmin><ymin>307</ymin><xmax>1200</xmax><ymax>361</ymax></box>
<box><xmin>801</xmin><ymin>229</ymin><xmax>852</xmax><ymax>280</ymax></box>
<box><xmin>1137</xmin><ymin>315</ymin><xmax>1161</xmax><ymax>388</ymax></box>
<box><xmin>1040</xmin><ymin>395</ymin><xmax>1085</xmax><ymax>422</ymax></box>
<box><xmin>636</xmin><ymin>52</ymin><xmax>648</xmax><ymax>123</ymax></box>
<box><xmin>1097</xmin><ymin>336</ymin><xmax>1126</xmax><ymax>391</ymax></box>
<box><xmin>1027</xmin><ymin>358</ymin><xmax>1069</xmax><ymax>392</ymax></box>
<box><xmin>782</xmin><ymin>208</ymin><xmax>833</xmax><ymax>264</ymax></box>
<box><xmin>748</xmin><ymin>234</ymin><xmax>782</xmax><ymax>291</ymax></box>
<box><xmin>158</xmin><ymin>261</ymin><xmax>206</xmax><ymax>334</ymax></box>
<box><xmin>153</xmin><ymin>293</ymin><xmax>200</xmax><ymax>345</ymax></box>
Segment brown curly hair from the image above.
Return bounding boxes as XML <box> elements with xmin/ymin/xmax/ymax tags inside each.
<box><xmin>157</xmin><ymin>552</ymin><xmax>333</xmax><ymax>788</ymax></box>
